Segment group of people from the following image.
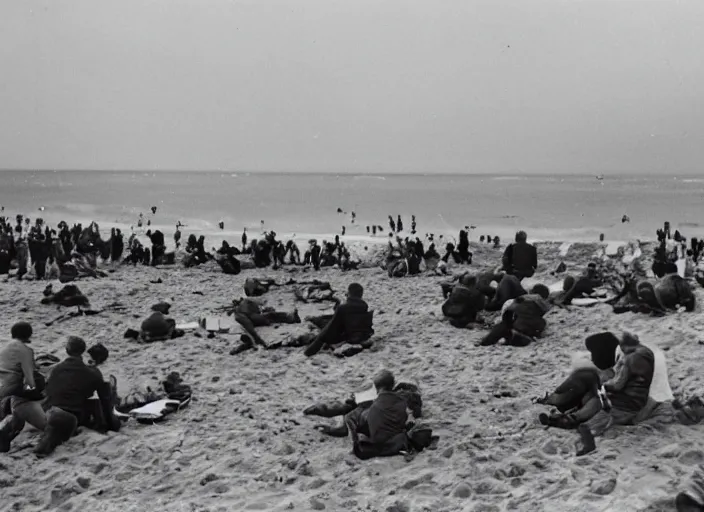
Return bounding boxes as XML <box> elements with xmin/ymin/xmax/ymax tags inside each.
<box><xmin>0</xmin><ymin>323</ymin><xmax>120</xmax><ymax>455</ymax></box>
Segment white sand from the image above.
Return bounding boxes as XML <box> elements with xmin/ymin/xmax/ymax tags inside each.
<box><xmin>1</xmin><ymin>242</ymin><xmax>703</xmax><ymax>511</ymax></box>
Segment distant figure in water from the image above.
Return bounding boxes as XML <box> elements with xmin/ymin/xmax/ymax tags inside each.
<box><xmin>493</xmin><ymin>236</ymin><xmax>501</xmax><ymax>248</ymax></box>
<box><xmin>480</xmin><ymin>236</ymin><xmax>485</xmax><ymax>243</ymax></box>
<box><xmin>622</xmin><ymin>214</ymin><xmax>630</xmax><ymax>223</ymax></box>
<box><xmin>147</xmin><ymin>220</ymin><xmax>151</xmax><ymax>226</ymax></box>
<box><xmin>388</xmin><ymin>216</ymin><xmax>396</xmax><ymax>233</ymax></box>
<box><xmin>242</xmin><ymin>228</ymin><xmax>247</xmax><ymax>251</ymax></box>
<box><xmin>486</xmin><ymin>235</ymin><xmax>492</xmax><ymax>244</ymax></box>
<box><xmin>351</xmin><ymin>212</ymin><xmax>356</xmax><ymax>224</ymax></box>
<box><xmin>151</xmin><ymin>206</ymin><xmax>157</xmax><ymax>215</ymax></box>
<box><xmin>397</xmin><ymin>215</ymin><xmax>403</xmax><ymax>233</ymax></box>
<box><xmin>174</xmin><ymin>227</ymin><xmax>182</xmax><ymax>249</ymax></box>
<box><xmin>411</xmin><ymin>215</ymin><xmax>416</xmax><ymax>234</ymax></box>
<box><xmin>366</xmin><ymin>226</ymin><xmax>370</xmax><ymax>233</ymax></box>
<box><xmin>137</xmin><ymin>214</ymin><xmax>144</xmax><ymax>228</ymax></box>
<box><xmin>377</xmin><ymin>225</ymin><xmax>384</xmax><ymax>233</ymax></box>
<box><xmin>218</xmin><ymin>221</ymin><xmax>225</xmax><ymax>230</ymax></box>
<box><xmin>599</xmin><ymin>233</ymin><xmax>605</xmax><ymax>242</ymax></box>
<box><xmin>337</xmin><ymin>208</ymin><xmax>343</xmax><ymax>213</ymax></box>
<box><xmin>372</xmin><ymin>226</ymin><xmax>377</xmax><ymax>235</ymax></box>
<box><xmin>341</xmin><ymin>226</ymin><xmax>346</xmax><ymax>236</ymax></box>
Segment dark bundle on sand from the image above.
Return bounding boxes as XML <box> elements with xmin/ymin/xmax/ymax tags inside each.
<box><xmin>40</xmin><ymin>284</ymin><xmax>90</xmax><ymax>308</ymax></box>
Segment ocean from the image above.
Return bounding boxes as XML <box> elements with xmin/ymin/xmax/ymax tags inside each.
<box><xmin>1</xmin><ymin>171</ymin><xmax>703</xmax><ymax>245</ymax></box>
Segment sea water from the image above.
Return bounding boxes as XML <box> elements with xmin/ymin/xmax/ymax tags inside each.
<box><xmin>1</xmin><ymin>171</ymin><xmax>703</xmax><ymax>246</ymax></box>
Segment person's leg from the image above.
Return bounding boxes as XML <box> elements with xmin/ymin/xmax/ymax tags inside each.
<box><xmin>577</xmin><ymin>409</ymin><xmax>613</xmax><ymax>456</ymax></box>
<box><xmin>486</xmin><ymin>275</ymin><xmax>526</xmax><ymax>311</ymax></box>
<box><xmin>262</xmin><ymin>311</ymin><xmax>300</xmax><ymax>324</ymax></box>
<box><xmin>34</xmin><ymin>407</ymin><xmax>79</xmax><ymax>456</ymax></box>
<box><xmin>478</xmin><ymin>322</ymin><xmax>511</xmax><ymax>346</ymax></box>
<box><xmin>234</xmin><ymin>314</ymin><xmax>267</xmax><ymax>346</ymax></box>
<box><xmin>12</xmin><ymin>399</ymin><xmax>47</xmax><ymax>431</ymax></box>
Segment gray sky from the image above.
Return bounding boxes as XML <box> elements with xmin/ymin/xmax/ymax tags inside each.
<box><xmin>1</xmin><ymin>0</ymin><xmax>702</xmax><ymax>174</ymax></box>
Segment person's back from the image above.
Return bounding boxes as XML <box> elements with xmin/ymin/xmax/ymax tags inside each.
<box><xmin>656</xmin><ymin>274</ymin><xmax>695</xmax><ymax>311</ymax></box>
<box><xmin>46</xmin><ymin>353</ymin><xmax>103</xmax><ymax>417</ymax></box>
<box><xmin>0</xmin><ymin>323</ymin><xmax>36</xmax><ymax>397</ymax></box>
<box><xmin>503</xmin><ymin>231</ymin><xmax>537</xmax><ymax>279</ymax></box>
<box><xmin>443</xmin><ymin>280</ymin><xmax>485</xmax><ymax>319</ymax></box>
<box><xmin>366</xmin><ymin>390</ymin><xmax>408</xmax><ymax>445</ymax></box>
<box><xmin>609</xmin><ymin>344</ymin><xmax>654</xmax><ymax>412</ymax></box>
<box><xmin>0</xmin><ymin>340</ymin><xmax>34</xmax><ymax>396</ymax></box>
<box><xmin>513</xmin><ymin>293</ymin><xmax>551</xmax><ymax>319</ymax></box>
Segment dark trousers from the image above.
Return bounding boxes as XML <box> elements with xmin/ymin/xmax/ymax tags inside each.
<box><xmin>487</xmin><ymin>275</ymin><xmax>526</xmax><ymax>311</ymax></box>
<box><xmin>34</xmin><ymin>407</ymin><xmax>78</xmax><ymax>455</ymax></box>
<box><xmin>480</xmin><ymin>311</ymin><xmax>545</xmax><ymax>347</ymax></box>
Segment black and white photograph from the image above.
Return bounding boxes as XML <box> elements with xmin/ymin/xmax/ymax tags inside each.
<box><xmin>1</xmin><ymin>1</ymin><xmax>704</xmax><ymax>511</ymax></box>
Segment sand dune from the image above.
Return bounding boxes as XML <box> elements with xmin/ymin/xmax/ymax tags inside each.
<box><xmin>1</xmin><ymin>242</ymin><xmax>702</xmax><ymax>511</ymax></box>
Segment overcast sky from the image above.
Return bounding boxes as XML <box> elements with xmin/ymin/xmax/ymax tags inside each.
<box><xmin>1</xmin><ymin>0</ymin><xmax>702</xmax><ymax>174</ymax></box>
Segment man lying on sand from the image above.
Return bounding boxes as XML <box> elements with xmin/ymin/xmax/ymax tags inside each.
<box><xmin>303</xmin><ymin>283</ymin><xmax>374</xmax><ymax>357</ymax></box>
<box><xmin>305</xmin><ymin>370</ymin><xmax>432</xmax><ymax>460</ymax></box>
<box><xmin>553</xmin><ymin>262</ymin><xmax>605</xmax><ymax>306</ymax></box>
<box><xmin>478</xmin><ymin>284</ymin><xmax>551</xmax><ymax>347</ymax></box>
<box><xmin>612</xmin><ymin>274</ymin><xmax>696</xmax><ymax>315</ymax></box>
<box><xmin>575</xmin><ymin>332</ymin><xmax>654</xmax><ymax>456</ymax></box>
<box><xmin>229</xmin><ymin>298</ymin><xmax>301</xmax><ymax>353</ymax></box>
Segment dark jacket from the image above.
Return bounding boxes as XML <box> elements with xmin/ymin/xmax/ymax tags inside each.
<box><xmin>442</xmin><ymin>284</ymin><xmax>485</xmax><ymax>320</ymax></box>
<box><xmin>46</xmin><ymin>356</ymin><xmax>108</xmax><ymax>417</ymax></box>
<box><xmin>366</xmin><ymin>391</ymin><xmax>408</xmax><ymax>445</ymax></box>
<box><xmin>606</xmin><ymin>345</ymin><xmax>654</xmax><ymax>412</ymax></box>
<box><xmin>502</xmin><ymin>242</ymin><xmax>538</xmax><ymax>279</ymax></box>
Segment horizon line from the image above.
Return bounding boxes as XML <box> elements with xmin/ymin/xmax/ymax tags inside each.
<box><xmin>0</xmin><ymin>168</ymin><xmax>700</xmax><ymax>177</ymax></box>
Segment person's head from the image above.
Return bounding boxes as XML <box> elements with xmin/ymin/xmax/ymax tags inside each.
<box><xmin>620</xmin><ymin>331</ymin><xmax>641</xmax><ymax>354</ymax></box>
<box><xmin>636</xmin><ymin>281</ymin><xmax>657</xmax><ymax>304</ymax></box>
<box><xmin>11</xmin><ymin>321</ymin><xmax>32</xmax><ymax>343</ymax></box>
<box><xmin>531</xmin><ymin>284</ymin><xmax>550</xmax><ymax>300</ymax></box>
<box><xmin>373</xmin><ymin>369</ymin><xmax>396</xmax><ymax>392</ymax></box>
<box><xmin>515</xmin><ymin>231</ymin><xmax>528</xmax><ymax>243</ymax></box>
<box><xmin>66</xmin><ymin>336</ymin><xmax>87</xmax><ymax>357</ymax></box>
<box><xmin>347</xmin><ymin>282</ymin><xmax>364</xmax><ymax>299</ymax></box>
<box><xmin>460</xmin><ymin>274</ymin><xmax>476</xmax><ymax>287</ymax></box>
<box><xmin>87</xmin><ymin>343</ymin><xmax>109</xmax><ymax>366</ymax></box>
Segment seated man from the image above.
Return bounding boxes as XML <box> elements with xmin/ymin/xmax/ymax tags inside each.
<box><xmin>535</xmin><ymin>351</ymin><xmax>606</xmax><ymax>429</ymax></box>
<box><xmin>34</xmin><ymin>337</ymin><xmax>120</xmax><ymax>456</ymax></box>
<box><xmin>441</xmin><ymin>274</ymin><xmax>486</xmax><ymax>328</ymax></box>
<box><xmin>501</xmin><ymin>231</ymin><xmax>538</xmax><ymax>280</ymax></box>
<box><xmin>479</xmin><ymin>284</ymin><xmax>551</xmax><ymax>347</ymax></box>
<box><xmin>575</xmin><ymin>332</ymin><xmax>654</xmax><ymax>456</ymax></box>
<box><xmin>303</xmin><ymin>283</ymin><xmax>373</xmax><ymax>357</ymax></box>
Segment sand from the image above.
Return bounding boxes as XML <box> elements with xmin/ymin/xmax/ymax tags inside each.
<box><xmin>1</xmin><ymin>242</ymin><xmax>703</xmax><ymax>512</ymax></box>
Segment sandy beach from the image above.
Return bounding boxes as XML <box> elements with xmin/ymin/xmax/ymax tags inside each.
<box><xmin>1</xmin><ymin>241</ymin><xmax>703</xmax><ymax>512</ymax></box>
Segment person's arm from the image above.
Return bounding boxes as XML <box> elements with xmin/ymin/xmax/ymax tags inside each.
<box><xmin>19</xmin><ymin>346</ymin><xmax>36</xmax><ymax>388</ymax></box>
<box><xmin>502</xmin><ymin>245</ymin><xmax>513</xmax><ymax>272</ymax></box>
<box><xmin>604</xmin><ymin>358</ymin><xmax>630</xmax><ymax>392</ymax></box>
<box><xmin>531</xmin><ymin>245</ymin><xmax>538</xmax><ymax>271</ymax></box>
